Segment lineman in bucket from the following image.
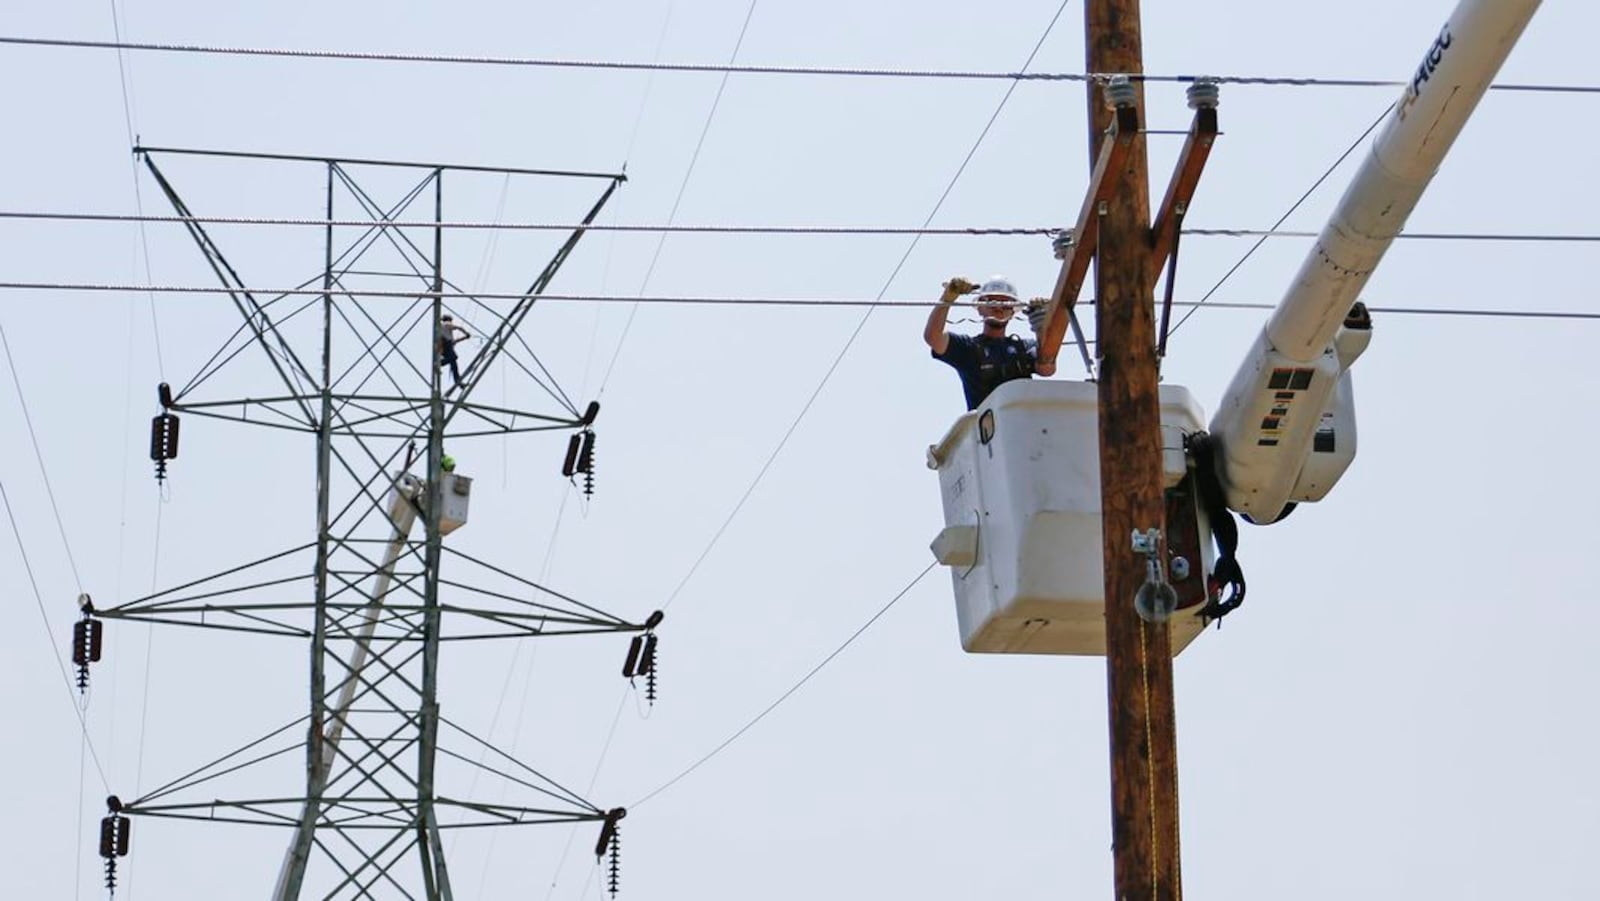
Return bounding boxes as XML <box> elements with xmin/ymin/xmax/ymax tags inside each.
<box><xmin>924</xmin><ymin>275</ymin><xmax>1055</xmax><ymax>410</ymax></box>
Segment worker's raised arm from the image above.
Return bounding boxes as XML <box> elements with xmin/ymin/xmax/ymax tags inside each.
<box><xmin>924</xmin><ymin>277</ymin><xmax>973</xmax><ymax>355</ymax></box>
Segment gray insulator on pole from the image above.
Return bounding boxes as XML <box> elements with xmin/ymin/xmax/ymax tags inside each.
<box><xmin>1052</xmin><ymin>230</ymin><xmax>1076</xmax><ymax>261</ymax></box>
<box><xmin>1104</xmin><ymin>74</ymin><xmax>1137</xmax><ymax>110</ymax></box>
<box><xmin>1186</xmin><ymin>77</ymin><xmax>1220</xmax><ymax>110</ymax></box>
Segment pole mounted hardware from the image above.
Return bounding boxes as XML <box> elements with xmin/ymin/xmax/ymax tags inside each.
<box><xmin>1035</xmin><ymin>83</ymin><xmax>1141</xmax><ymax>364</ymax></box>
<box><xmin>1152</xmin><ymin>78</ymin><xmax>1221</xmax><ymax>357</ymax></box>
<box><xmin>622</xmin><ymin>610</ymin><xmax>664</xmax><ymax>706</ymax></box>
<box><xmin>99</xmin><ymin>796</ymin><xmax>130</xmax><ymax>897</ymax></box>
<box><xmin>149</xmin><ymin>382</ymin><xmax>180</xmax><ymax>484</ymax></box>
<box><xmin>1131</xmin><ymin>527</ymin><xmax>1179</xmax><ymax>623</ymax></box>
<box><xmin>1104</xmin><ymin>73</ymin><xmax>1138</xmax><ymax>109</ymax></box>
<box><xmin>595</xmin><ymin>807</ymin><xmax>626</xmax><ymax>898</ymax></box>
<box><xmin>562</xmin><ymin>402</ymin><xmax>602</xmax><ymax>496</ymax></box>
<box><xmin>71</xmin><ymin>593</ymin><xmax>101</xmax><ymax>694</ymax></box>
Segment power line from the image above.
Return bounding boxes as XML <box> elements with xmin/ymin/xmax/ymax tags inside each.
<box><xmin>103</xmin><ymin>20</ymin><xmax>173</xmax><ymax>888</ymax></box>
<box><xmin>631</xmin><ymin>561</ymin><xmax>935</xmax><ymax>808</ymax></box>
<box><xmin>1</xmin><ymin>475</ymin><xmax>112</xmax><ymax>792</ymax></box>
<box><xmin>541</xmin><ymin>689</ymin><xmax>630</xmax><ymax>901</ymax></box>
<box><xmin>0</xmin><ymin>322</ymin><xmax>85</xmax><ymax>593</ymax></box>
<box><xmin>577</xmin><ymin>0</ymin><xmax>674</xmax><ymax>405</ymax></box>
<box><xmin>105</xmin><ymin>5</ymin><xmax>165</xmax><ymax>382</ymax></box>
<box><xmin>1167</xmin><ymin>102</ymin><xmax>1391</xmax><ymax>337</ymax></box>
<box><xmin>470</xmin><ymin>16</ymin><xmax>683</xmax><ymax>886</ymax></box>
<box><xmin>0</xmin><ymin>281</ymin><xmax>951</xmax><ymax>304</ymax></box>
<box><xmin>596</xmin><ymin>0</ymin><xmax>761</xmax><ymax>395</ymax></box>
<box><xmin>1178</xmin><ymin>300</ymin><xmax>1600</xmax><ymax>321</ymax></box>
<box><xmin>3</xmin><ymin>282</ymin><xmax>1597</xmax><ymax>321</ymax></box>
<box><xmin>651</xmin><ymin>0</ymin><xmax>1073</xmax><ymax>613</ymax></box>
<box><xmin>16</xmin><ymin>211</ymin><xmax>1600</xmax><ymax>244</ymax></box>
<box><xmin>1183</xmin><ymin>228</ymin><xmax>1600</xmax><ymax>243</ymax></box>
<box><xmin>0</xmin><ymin>210</ymin><xmax>1059</xmax><ymax>235</ymax></box>
<box><xmin>0</xmin><ymin>319</ymin><xmax>105</xmax><ymax>887</ymax></box>
<box><xmin>4</xmin><ymin>35</ymin><xmax>1599</xmax><ymax>95</ymax></box>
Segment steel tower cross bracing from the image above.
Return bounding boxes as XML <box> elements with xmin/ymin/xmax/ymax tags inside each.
<box><xmin>82</xmin><ymin>147</ymin><xmax>654</xmax><ymax>900</ymax></box>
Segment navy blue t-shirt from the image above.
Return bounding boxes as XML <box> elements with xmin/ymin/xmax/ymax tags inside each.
<box><xmin>932</xmin><ymin>333</ymin><xmax>1038</xmax><ymax>410</ymax></box>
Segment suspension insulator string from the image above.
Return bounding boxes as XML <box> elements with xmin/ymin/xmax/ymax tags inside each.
<box><xmin>71</xmin><ymin>594</ymin><xmax>102</xmax><ymax>695</ymax></box>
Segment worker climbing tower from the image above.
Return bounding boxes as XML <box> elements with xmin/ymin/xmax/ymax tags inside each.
<box><xmin>75</xmin><ymin>147</ymin><xmax>657</xmax><ymax>899</ymax></box>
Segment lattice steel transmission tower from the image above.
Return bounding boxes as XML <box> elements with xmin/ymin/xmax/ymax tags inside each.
<box><xmin>76</xmin><ymin>146</ymin><xmax>656</xmax><ymax>899</ymax></box>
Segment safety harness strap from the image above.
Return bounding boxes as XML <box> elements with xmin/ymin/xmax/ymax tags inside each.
<box><xmin>1186</xmin><ymin>431</ymin><xmax>1246</xmax><ymax>623</ymax></box>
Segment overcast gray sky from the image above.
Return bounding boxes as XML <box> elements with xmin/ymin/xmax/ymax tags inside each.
<box><xmin>4</xmin><ymin>1</ymin><xmax>1598</xmax><ymax>899</ymax></box>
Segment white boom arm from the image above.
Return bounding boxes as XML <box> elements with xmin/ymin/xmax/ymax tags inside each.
<box><xmin>1210</xmin><ymin>0</ymin><xmax>1541</xmax><ymax>522</ymax></box>
<box><xmin>273</xmin><ymin>474</ymin><xmax>422</xmax><ymax>900</ymax></box>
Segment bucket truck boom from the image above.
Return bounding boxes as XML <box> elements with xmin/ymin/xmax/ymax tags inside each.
<box><xmin>923</xmin><ymin>0</ymin><xmax>1543</xmax><ymax>656</ymax></box>
<box><xmin>1209</xmin><ymin>0</ymin><xmax>1541</xmax><ymax>523</ymax></box>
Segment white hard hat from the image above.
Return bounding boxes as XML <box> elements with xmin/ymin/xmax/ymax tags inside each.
<box><xmin>976</xmin><ymin>276</ymin><xmax>1019</xmax><ymax>304</ymax></box>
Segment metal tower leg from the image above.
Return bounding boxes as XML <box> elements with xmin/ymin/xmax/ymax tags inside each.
<box><xmin>415</xmin><ymin>169</ymin><xmax>455</xmax><ymax>900</ymax></box>
<box><xmin>274</xmin><ymin>162</ymin><xmax>339</xmax><ymax>901</ymax></box>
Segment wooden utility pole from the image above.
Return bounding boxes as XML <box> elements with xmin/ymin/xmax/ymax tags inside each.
<box><xmin>1085</xmin><ymin>2</ymin><xmax>1183</xmax><ymax>899</ymax></box>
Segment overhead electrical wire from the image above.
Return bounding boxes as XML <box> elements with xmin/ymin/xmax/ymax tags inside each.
<box><xmin>1</xmin><ymin>474</ymin><xmax>112</xmax><ymax>792</ymax></box>
<box><xmin>448</xmin><ymin>1</ymin><xmax>652</xmax><ymax>851</ymax></box>
<box><xmin>1180</xmin><ymin>228</ymin><xmax>1600</xmax><ymax>243</ymax></box>
<box><xmin>11</xmin><ymin>0</ymin><xmax>1584</xmax><ymax>859</ymax></box>
<box><xmin>1</xmin><ymin>282</ymin><xmax>1594</xmax><ymax>321</ymax></box>
<box><xmin>4</xmin><ymin>35</ymin><xmax>1599</xmax><ymax>95</ymax></box>
<box><xmin>16</xmin><ymin>8</ymin><xmax>1582</xmax><ymax>900</ymax></box>
<box><xmin>1166</xmin><ymin>103</ymin><xmax>1391</xmax><ymax>337</ymax></box>
<box><xmin>104</xmin><ymin>7</ymin><xmax>170</xmax><ymax>896</ymax></box>
<box><xmin>650</xmin><ymin>0</ymin><xmax>1072</xmax><ymax>616</ymax></box>
<box><xmin>595</xmin><ymin>0</ymin><xmax>761</xmax><ymax>395</ymax></box>
<box><xmin>1166</xmin><ymin>300</ymin><xmax>1600</xmax><ymax>321</ymax></box>
<box><xmin>10</xmin><ymin>210</ymin><xmax>1600</xmax><ymax>245</ymax></box>
<box><xmin>548</xmin><ymin>6</ymin><xmax>757</xmax><ymax>896</ymax></box>
<box><xmin>631</xmin><ymin>561</ymin><xmax>936</xmax><ymax>809</ymax></box>
<box><xmin>574</xmin><ymin>0</ymin><xmax>1062</xmax><ymax>861</ymax></box>
<box><xmin>577</xmin><ymin>0</ymin><xmax>676</xmax><ymax>408</ymax></box>
<box><xmin>103</xmin><ymin>10</ymin><xmax>165</xmax><ymax>381</ymax></box>
<box><xmin>0</xmin><ymin>323</ymin><xmax>86</xmax><ymax>593</ymax></box>
<box><xmin>541</xmin><ymin>691</ymin><xmax>630</xmax><ymax>901</ymax></box>
<box><xmin>4</xmin><ymin>316</ymin><xmax>95</xmax><ymax>901</ymax></box>
<box><xmin>0</xmin><ymin>210</ymin><xmax>1061</xmax><ymax>235</ymax></box>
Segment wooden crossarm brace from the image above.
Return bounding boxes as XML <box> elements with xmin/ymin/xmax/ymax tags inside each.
<box><xmin>1038</xmin><ymin>104</ymin><xmax>1140</xmax><ymax>364</ymax></box>
<box><xmin>1148</xmin><ymin>105</ymin><xmax>1219</xmax><ymax>284</ymax></box>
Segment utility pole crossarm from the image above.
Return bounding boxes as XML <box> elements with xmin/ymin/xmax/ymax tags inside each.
<box><xmin>1038</xmin><ymin>104</ymin><xmax>1140</xmax><ymax>365</ymax></box>
<box><xmin>1148</xmin><ymin>101</ymin><xmax>1219</xmax><ymax>285</ymax></box>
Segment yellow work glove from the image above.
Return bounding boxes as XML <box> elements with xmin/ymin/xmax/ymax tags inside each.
<box><xmin>941</xmin><ymin>276</ymin><xmax>977</xmax><ymax>302</ymax></box>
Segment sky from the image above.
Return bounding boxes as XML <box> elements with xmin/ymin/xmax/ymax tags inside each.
<box><xmin>3</xmin><ymin>1</ymin><xmax>1598</xmax><ymax>899</ymax></box>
